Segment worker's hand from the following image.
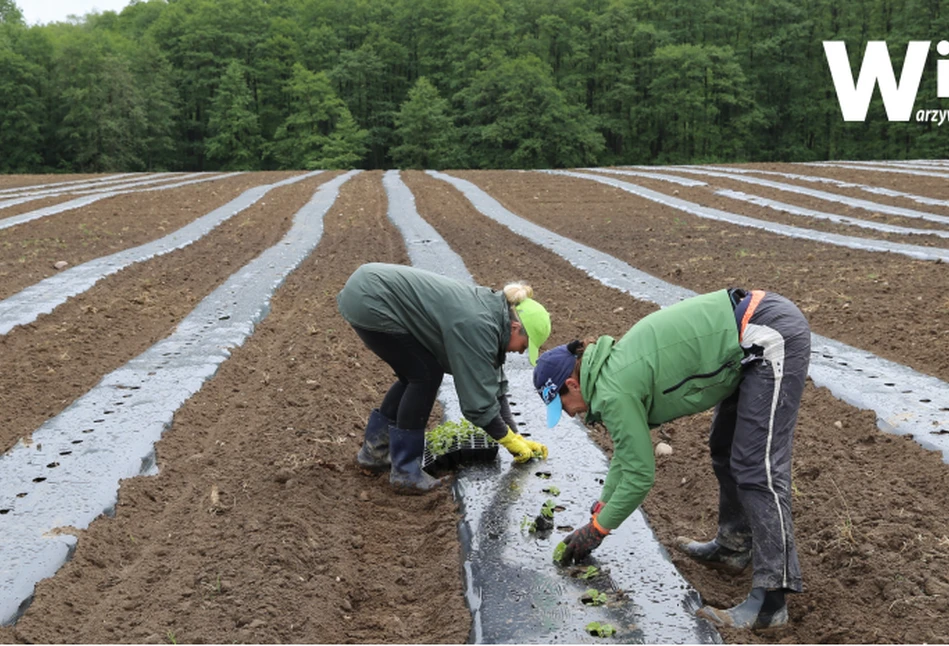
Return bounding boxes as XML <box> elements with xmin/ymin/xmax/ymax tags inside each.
<box><xmin>522</xmin><ymin>437</ymin><xmax>548</xmax><ymax>460</ymax></box>
<box><xmin>560</xmin><ymin>521</ymin><xmax>609</xmax><ymax>565</ymax></box>
<box><xmin>498</xmin><ymin>428</ymin><xmax>534</xmax><ymax>463</ymax></box>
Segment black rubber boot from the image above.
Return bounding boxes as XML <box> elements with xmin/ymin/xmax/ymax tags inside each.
<box><xmin>697</xmin><ymin>587</ymin><xmax>788</xmax><ymax>630</ymax></box>
<box><xmin>674</xmin><ymin>537</ymin><xmax>752</xmax><ymax>574</ymax></box>
<box><xmin>388</xmin><ymin>426</ymin><xmax>447</xmax><ymax>495</ymax></box>
<box><xmin>356</xmin><ymin>409</ymin><xmax>392</xmax><ymax>471</ymax></box>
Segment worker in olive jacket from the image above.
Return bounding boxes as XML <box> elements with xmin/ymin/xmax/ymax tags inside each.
<box><xmin>338</xmin><ymin>263</ymin><xmax>552</xmax><ymax>494</ymax></box>
<box><xmin>533</xmin><ymin>288</ymin><xmax>810</xmax><ymax>630</ymax></box>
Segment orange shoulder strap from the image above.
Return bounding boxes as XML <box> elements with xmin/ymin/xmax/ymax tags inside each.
<box><xmin>739</xmin><ymin>290</ymin><xmax>766</xmax><ymax>340</ymax></box>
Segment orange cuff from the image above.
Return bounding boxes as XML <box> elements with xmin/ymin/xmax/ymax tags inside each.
<box><xmin>592</xmin><ymin>515</ymin><xmax>611</xmax><ymax>536</ymax></box>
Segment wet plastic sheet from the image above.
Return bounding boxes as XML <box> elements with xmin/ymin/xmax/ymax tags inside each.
<box><xmin>448</xmin><ymin>361</ymin><xmax>721</xmax><ymax>644</ymax></box>
<box><xmin>384</xmin><ymin>170</ymin><xmax>719</xmax><ymax>644</ymax></box>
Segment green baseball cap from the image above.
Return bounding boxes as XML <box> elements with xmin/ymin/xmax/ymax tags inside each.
<box><xmin>515</xmin><ymin>298</ymin><xmax>551</xmax><ymax>366</ymax></box>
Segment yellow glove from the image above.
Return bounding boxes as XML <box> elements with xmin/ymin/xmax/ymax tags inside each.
<box><xmin>498</xmin><ymin>429</ymin><xmax>533</xmax><ymax>463</ymax></box>
<box><xmin>523</xmin><ymin>437</ymin><xmax>548</xmax><ymax>460</ymax></box>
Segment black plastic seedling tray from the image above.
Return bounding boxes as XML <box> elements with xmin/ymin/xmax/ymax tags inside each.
<box><xmin>422</xmin><ymin>432</ymin><xmax>499</xmax><ymax>474</ymax></box>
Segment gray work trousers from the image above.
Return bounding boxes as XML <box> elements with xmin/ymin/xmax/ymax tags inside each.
<box><xmin>709</xmin><ymin>292</ymin><xmax>810</xmax><ymax>593</ymax></box>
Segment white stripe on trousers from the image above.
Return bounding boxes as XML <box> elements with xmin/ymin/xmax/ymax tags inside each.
<box><xmin>740</xmin><ymin>322</ymin><xmax>788</xmax><ymax>589</ymax></box>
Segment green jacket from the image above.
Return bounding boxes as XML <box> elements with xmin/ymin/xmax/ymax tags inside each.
<box><xmin>337</xmin><ymin>263</ymin><xmax>511</xmax><ymax>428</ymax></box>
<box><xmin>582</xmin><ymin>290</ymin><xmax>745</xmax><ymax>530</ymax></box>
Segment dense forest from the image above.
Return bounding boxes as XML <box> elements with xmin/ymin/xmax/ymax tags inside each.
<box><xmin>1</xmin><ymin>0</ymin><xmax>947</xmax><ymax>172</ymax></box>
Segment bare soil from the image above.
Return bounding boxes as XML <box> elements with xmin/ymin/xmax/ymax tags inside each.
<box><xmin>0</xmin><ymin>172</ymin><xmax>297</xmax><ymax>300</ymax></box>
<box><xmin>0</xmin><ymin>174</ymin><xmax>114</xmax><ymax>189</ymax></box>
<box><xmin>452</xmin><ymin>170</ymin><xmax>949</xmax><ymax>383</ymax></box>
<box><xmin>585</xmin><ymin>168</ymin><xmax>949</xmax><ymax>243</ymax></box>
<box><xmin>1</xmin><ymin>167</ymin><xmax>948</xmax><ymax>644</ymax></box>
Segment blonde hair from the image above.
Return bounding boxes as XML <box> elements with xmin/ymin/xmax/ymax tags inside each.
<box><xmin>502</xmin><ymin>282</ymin><xmax>534</xmax><ymax>305</ymax></box>
<box><xmin>503</xmin><ymin>282</ymin><xmax>534</xmax><ymax>330</ymax></box>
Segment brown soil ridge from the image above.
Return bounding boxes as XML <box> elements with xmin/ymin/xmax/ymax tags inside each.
<box><xmin>0</xmin><ymin>167</ymin><xmax>947</xmax><ymax>644</ymax></box>
<box><xmin>586</xmin><ymin>168</ymin><xmax>949</xmax><ymax>244</ymax></box>
<box><xmin>0</xmin><ymin>174</ymin><xmax>121</xmax><ymax>190</ymax></box>
<box><xmin>0</xmin><ymin>172</ymin><xmax>332</xmax><ymax>455</ymax></box>
<box><xmin>615</xmin><ymin>164</ymin><xmax>949</xmax><ymax>220</ymax></box>
<box><xmin>0</xmin><ymin>172</ymin><xmax>300</xmax><ymax>301</ymax></box>
<box><xmin>450</xmin><ymin>170</ymin><xmax>949</xmax><ymax>384</ymax></box>
<box><xmin>402</xmin><ymin>169</ymin><xmax>949</xmax><ymax>644</ymax></box>
<box><xmin>712</xmin><ymin>162</ymin><xmax>949</xmax><ymax>202</ymax></box>
<box><xmin>0</xmin><ymin>171</ymin><xmax>469</xmax><ymax>644</ymax></box>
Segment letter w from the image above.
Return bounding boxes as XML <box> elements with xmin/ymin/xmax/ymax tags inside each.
<box><xmin>823</xmin><ymin>41</ymin><xmax>930</xmax><ymax>121</ymax></box>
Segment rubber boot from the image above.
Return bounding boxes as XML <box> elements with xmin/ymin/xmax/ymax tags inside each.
<box><xmin>388</xmin><ymin>426</ymin><xmax>447</xmax><ymax>495</ymax></box>
<box><xmin>356</xmin><ymin>409</ymin><xmax>392</xmax><ymax>471</ymax></box>
<box><xmin>697</xmin><ymin>587</ymin><xmax>788</xmax><ymax>630</ymax></box>
<box><xmin>675</xmin><ymin>537</ymin><xmax>752</xmax><ymax>574</ymax></box>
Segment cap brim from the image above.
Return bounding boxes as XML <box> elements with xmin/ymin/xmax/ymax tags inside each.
<box><xmin>546</xmin><ymin>394</ymin><xmax>563</xmax><ymax>428</ymax></box>
<box><xmin>529</xmin><ymin>339</ymin><xmax>540</xmax><ymax>366</ymax></box>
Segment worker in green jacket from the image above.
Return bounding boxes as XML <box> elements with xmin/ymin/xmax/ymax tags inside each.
<box><xmin>338</xmin><ymin>263</ymin><xmax>552</xmax><ymax>494</ymax></box>
<box><xmin>533</xmin><ymin>288</ymin><xmax>810</xmax><ymax>630</ymax></box>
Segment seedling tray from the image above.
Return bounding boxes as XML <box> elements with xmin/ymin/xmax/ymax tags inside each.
<box><xmin>422</xmin><ymin>428</ymin><xmax>499</xmax><ymax>474</ymax></box>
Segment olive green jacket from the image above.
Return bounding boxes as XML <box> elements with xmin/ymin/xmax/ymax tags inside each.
<box><xmin>581</xmin><ymin>290</ymin><xmax>745</xmax><ymax>530</ymax></box>
<box><xmin>337</xmin><ymin>263</ymin><xmax>511</xmax><ymax>428</ymax></box>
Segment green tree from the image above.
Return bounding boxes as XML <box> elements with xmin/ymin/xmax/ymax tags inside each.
<box><xmin>269</xmin><ymin>63</ymin><xmax>368</xmax><ymax>169</ymax></box>
<box><xmin>455</xmin><ymin>55</ymin><xmax>604</xmax><ymax>168</ymax></box>
<box><xmin>0</xmin><ymin>15</ymin><xmax>44</xmax><ymax>171</ymax></box>
<box><xmin>0</xmin><ymin>49</ymin><xmax>43</xmax><ymax>171</ymax></box>
<box><xmin>392</xmin><ymin>77</ymin><xmax>459</xmax><ymax>169</ymax></box>
<box><xmin>250</xmin><ymin>17</ymin><xmax>304</xmax><ymax>147</ymax></box>
<box><xmin>648</xmin><ymin>43</ymin><xmax>763</xmax><ymax>162</ymax></box>
<box><xmin>206</xmin><ymin>59</ymin><xmax>262</xmax><ymax>169</ymax></box>
<box><xmin>330</xmin><ymin>36</ymin><xmax>408</xmax><ymax>168</ymax></box>
<box><xmin>0</xmin><ymin>0</ymin><xmax>23</xmax><ymax>24</ymax></box>
<box><xmin>446</xmin><ymin>0</ymin><xmax>515</xmax><ymax>90</ymax></box>
<box><xmin>146</xmin><ymin>0</ymin><xmax>269</xmax><ymax>168</ymax></box>
<box><xmin>53</xmin><ymin>29</ymin><xmax>147</xmax><ymax>171</ymax></box>
<box><xmin>318</xmin><ymin>111</ymin><xmax>370</xmax><ymax>168</ymax></box>
<box><xmin>131</xmin><ymin>40</ymin><xmax>180</xmax><ymax>170</ymax></box>
<box><xmin>4</xmin><ymin>0</ymin><xmax>944</xmax><ymax>171</ymax></box>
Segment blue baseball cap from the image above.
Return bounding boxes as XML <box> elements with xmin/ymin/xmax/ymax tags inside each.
<box><xmin>532</xmin><ymin>344</ymin><xmax>577</xmax><ymax>428</ymax></box>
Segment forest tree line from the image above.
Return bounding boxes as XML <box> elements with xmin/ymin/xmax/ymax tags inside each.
<box><xmin>1</xmin><ymin>0</ymin><xmax>947</xmax><ymax>173</ymax></box>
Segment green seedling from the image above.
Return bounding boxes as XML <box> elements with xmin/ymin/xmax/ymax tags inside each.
<box><xmin>582</xmin><ymin>588</ymin><xmax>608</xmax><ymax>606</ymax></box>
<box><xmin>578</xmin><ymin>565</ymin><xmax>600</xmax><ymax>580</ymax></box>
<box><xmin>426</xmin><ymin>419</ymin><xmax>497</xmax><ymax>457</ymax></box>
<box><xmin>542</xmin><ymin>485</ymin><xmax>560</xmax><ymax>496</ymax></box>
<box><xmin>534</xmin><ymin>500</ymin><xmax>556</xmax><ymax>531</ymax></box>
<box><xmin>586</xmin><ymin>621</ymin><xmax>616</xmax><ymax>638</ymax></box>
<box><xmin>521</xmin><ymin>515</ymin><xmax>537</xmax><ymax>534</ymax></box>
<box><xmin>553</xmin><ymin>541</ymin><xmax>567</xmax><ymax>563</ymax></box>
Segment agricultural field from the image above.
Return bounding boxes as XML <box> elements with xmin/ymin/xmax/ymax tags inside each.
<box><xmin>0</xmin><ymin>163</ymin><xmax>948</xmax><ymax>644</ymax></box>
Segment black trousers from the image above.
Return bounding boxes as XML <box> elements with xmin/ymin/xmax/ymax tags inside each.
<box><xmin>352</xmin><ymin>326</ymin><xmax>444</xmax><ymax>431</ymax></box>
<box><xmin>709</xmin><ymin>292</ymin><xmax>810</xmax><ymax>593</ymax></box>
